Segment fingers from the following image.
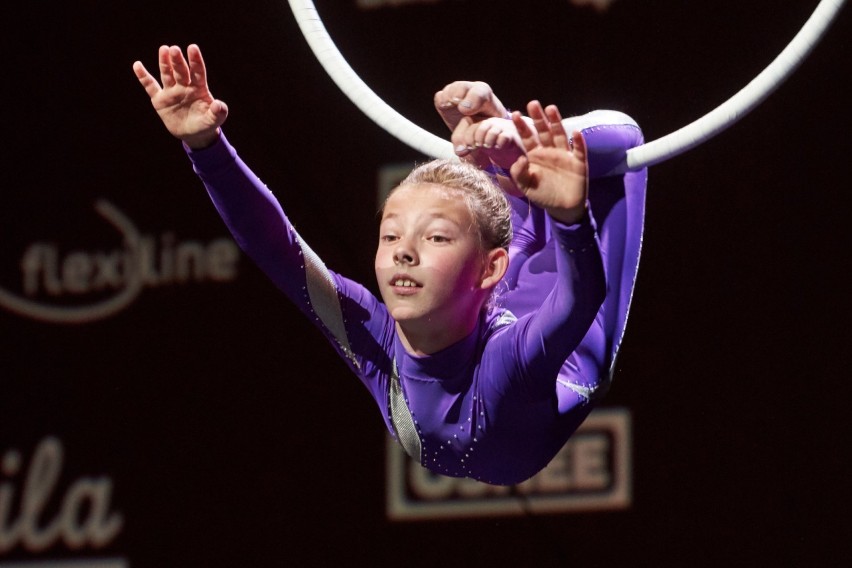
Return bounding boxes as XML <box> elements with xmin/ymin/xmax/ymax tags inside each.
<box><xmin>509</xmin><ymin>155</ymin><xmax>533</xmax><ymax>194</ymax></box>
<box><xmin>187</xmin><ymin>44</ymin><xmax>208</xmax><ymax>90</ymax></box>
<box><xmin>544</xmin><ymin>105</ymin><xmax>571</xmax><ymax>150</ymax></box>
<box><xmin>156</xmin><ymin>44</ymin><xmax>192</xmax><ymax>88</ymax></box>
<box><xmin>157</xmin><ymin>45</ymin><xmax>174</xmax><ymax>88</ymax></box>
<box><xmin>512</xmin><ymin>110</ymin><xmax>539</xmax><ymax>154</ymax></box>
<box><xmin>568</xmin><ymin>130</ymin><xmax>587</xmax><ymax>163</ymax></box>
<box><xmin>522</xmin><ymin>101</ymin><xmax>576</xmax><ymax>153</ymax></box>
<box><xmin>526</xmin><ymin>100</ymin><xmax>554</xmax><ymax>147</ymax></box>
<box><xmin>143</xmin><ymin>44</ymin><xmax>208</xmax><ymax>98</ymax></box>
<box><xmin>168</xmin><ymin>45</ymin><xmax>191</xmax><ymax>86</ymax></box>
<box><xmin>132</xmin><ymin>61</ymin><xmax>162</xmax><ymax>98</ymax></box>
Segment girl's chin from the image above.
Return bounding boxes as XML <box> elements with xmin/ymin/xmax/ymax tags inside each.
<box><xmin>390</xmin><ymin>308</ymin><xmax>428</xmax><ymax>324</ymax></box>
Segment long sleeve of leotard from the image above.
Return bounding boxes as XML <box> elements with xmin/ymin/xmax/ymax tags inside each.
<box><xmin>183</xmin><ymin>132</ymin><xmax>395</xmax><ymax>413</ymax></box>
<box><xmin>185</xmin><ymin>133</ymin><xmax>315</xmax><ymax>301</ymax></box>
<box><xmin>504</xmin><ymin>194</ymin><xmax>547</xmax><ymax>290</ymax></box>
<box><xmin>492</xmin><ymin>216</ymin><xmax>605</xmax><ymax>401</ymax></box>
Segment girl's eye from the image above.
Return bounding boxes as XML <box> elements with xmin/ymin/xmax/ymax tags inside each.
<box><xmin>429</xmin><ymin>235</ymin><xmax>449</xmax><ymax>243</ymax></box>
<box><xmin>381</xmin><ymin>234</ymin><xmax>399</xmax><ymax>243</ymax></box>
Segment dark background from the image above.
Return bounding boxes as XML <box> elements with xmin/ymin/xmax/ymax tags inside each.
<box><xmin>1</xmin><ymin>1</ymin><xmax>849</xmax><ymax>566</ymax></box>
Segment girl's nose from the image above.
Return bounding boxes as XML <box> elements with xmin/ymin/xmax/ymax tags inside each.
<box><xmin>393</xmin><ymin>241</ymin><xmax>417</xmax><ymax>265</ymax></box>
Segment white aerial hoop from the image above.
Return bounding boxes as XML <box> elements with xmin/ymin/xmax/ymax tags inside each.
<box><xmin>288</xmin><ymin>0</ymin><xmax>846</xmax><ymax>171</ymax></box>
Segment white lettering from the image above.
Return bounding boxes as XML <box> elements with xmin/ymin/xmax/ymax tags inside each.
<box><xmin>386</xmin><ymin>409</ymin><xmax>632</xmax><ymax>520</ymax></box>
<box><xmin>407</xmin><ymin>467</ymin><xmax>512</xmax><ymax>501</ymax></box>
<box><xmin>21</xmin><ymin>245</ymin><xmax>63</xmax><ymax>296</ymax></box>
<box><xmin>0</xmin><ymin>200</ymin><xmax>241</xmax><ymax>324</ymax></box>
<box><xmin>91</xmin><ymin>250</ymin><xmax>124</xmax><ymax>290</ymax></box>
<box><xmin>62</xmin><ymin>252</ymin><xmax>94</xmax><ymax>294</ymax></box>
<box><xmin>573</xmin><ymin>434</ymin><xmax>610</xmax><ymax>490</ymax></box>
<box><xmin>60</xmin><ymin>479</ymin><xmax>122</xmax><ymax>549</ymax></box>
<box><xmin>516</xmin><ymin>433</ymin><xmax>611</xmax><ymax>494</ymax></box>
<box><xmin>0</xmin><ymin>450</ymin><xmax>23</xmax><ymax>549</ymax></box>
<box><xmin>406</xmin><ymin>433</ymin><xmax>611</xmax><ymax>500</ymax></box>
<box><xmin>204</xmin><ymin>239</ymin><xmax>240</xmax><ymax>281</ymax></box>
<box><xmin>0</xmin><ymin>438</ymin><xmax>123</xmax><ymax>554</ymax></box>
<box><xmin>22</xmin><ymin>238</ymin><xmax>237</xmax><ymax>296</ymax></box>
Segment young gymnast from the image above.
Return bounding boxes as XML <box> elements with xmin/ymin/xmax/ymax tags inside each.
<box><xmin>433</xmin><ymin>81</ymin><xmax>647</xmax><ymax>403</ymax></box>
<box><xmin>134</xmin><ymin>44</ymin><xmax>606</xmax><ymax>485</ymax></box>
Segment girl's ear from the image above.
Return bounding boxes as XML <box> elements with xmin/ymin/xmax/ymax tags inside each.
<box><xmin>479</xmin><ymin>248</ymin><xmax>509</xmax><ymax>290</ymax></box>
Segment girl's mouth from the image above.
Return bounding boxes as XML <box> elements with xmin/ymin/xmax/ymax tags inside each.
<box><xmin>390</xmin><ymin>274</ymin><xmax>422</xmax><ymax>291</ymax></box>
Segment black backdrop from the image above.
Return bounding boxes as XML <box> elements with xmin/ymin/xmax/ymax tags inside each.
<box><xmin>2</xmin><ymin>1</ymin><xmax>850</xmax><ymax>566</ymax></box>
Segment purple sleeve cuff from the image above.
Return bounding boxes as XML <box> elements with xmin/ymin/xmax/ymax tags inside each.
<box><xmin>549</xmin><ymin>212</ymin><xmax>598</xmax><ymax>252</ymax></box>
<box><xmin>183</xmin><ymin>131</ymin><xmax>238</xmax><ymax>176</ymax></box>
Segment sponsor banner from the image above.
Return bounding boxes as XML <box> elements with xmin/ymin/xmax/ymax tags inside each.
<box><xmin>0</xmin><ymin>199</ymin><xmax>240</xmax><ymax>325</ymax></box>
<box><xmin>386</xmin><ymin>407</ymin><xmax>631</xmax><ymax>520</ymax></box>
<box><xmin>0</xmin><ymin>438</ymin><xmax>126</xmax><ymax>566</ymax></box>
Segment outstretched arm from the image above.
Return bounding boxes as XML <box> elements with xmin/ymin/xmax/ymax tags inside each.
<box><xmin>486</xmin><ymin>103</ymin><xmax>603</xmax><ymax>402</ymax></box>
<box><xmin>132</xmin><ymin>44</ymin><xmax>228</xmax><ymax>149</ymax></box>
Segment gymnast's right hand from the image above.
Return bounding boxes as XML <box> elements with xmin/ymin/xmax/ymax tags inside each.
<box><xmin>132</xmin><ymin>44</ymin><xmax>228</xmax><ymax>150</ymax></box>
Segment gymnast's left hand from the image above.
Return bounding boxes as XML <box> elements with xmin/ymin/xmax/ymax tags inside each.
<box><xmin>510</xmin><ymin>101</ymin><xmax>589</xmax><ymax>225</ymax></box>
<box><xmin>132</xmin><ymin>44</ymin><xmax>228</xmax><ymax>149</ymax></box>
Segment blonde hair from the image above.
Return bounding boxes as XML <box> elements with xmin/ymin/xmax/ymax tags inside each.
<box><xmin>388</xmin><ymin>159</ymin><xmax>512</xmax><ymax>251</ymax></box>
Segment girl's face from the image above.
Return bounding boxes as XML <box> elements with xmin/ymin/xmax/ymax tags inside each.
<box><xmin>375</xmin><ymin>183</ymin><xmax>496</xmax><ymax>345</ymax></box>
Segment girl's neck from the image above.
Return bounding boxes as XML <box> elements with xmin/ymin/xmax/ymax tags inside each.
<box><xmin>395</xmin><ymin>315</ymin><xmax>480</xmax><ymax>357</ymax></box>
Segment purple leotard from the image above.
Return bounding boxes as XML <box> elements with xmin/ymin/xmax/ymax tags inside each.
<box><xmin>503</xmin><ymin>111</ymin><xmax>647</xmax><ymax>406</ymax></box>
<box><xmin>186</xmin><ymin>132</ymin><xmax>609</xmax><ymax>485</ymax></box>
